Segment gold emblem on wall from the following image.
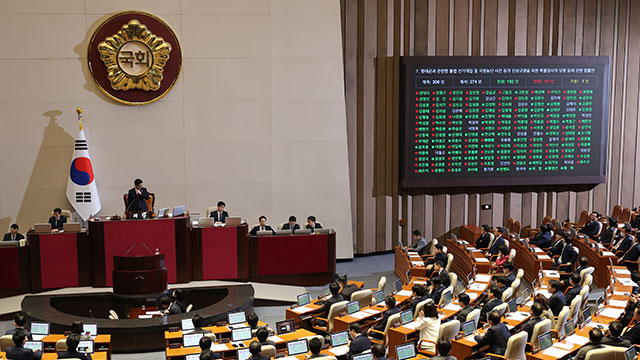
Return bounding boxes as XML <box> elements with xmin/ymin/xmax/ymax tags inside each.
<box><xmin>98</xmin><ymin>19</ymin><xmax>170</xmax><ymax>91</ymax></box>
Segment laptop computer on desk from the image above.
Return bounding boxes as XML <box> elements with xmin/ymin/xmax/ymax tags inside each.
<box><xmin>33</xmin><ymin>224</ymin><xmax>51</xmax><ymax>234</ymax></box>
<box><xmin>225</xmin><ymin>216</ymin><xmax>242</xmax><ymax>226</ymax></box>
<box><xmin>63</xmin><ymin>222</ymin><xmax>81</xmax><ymax>232</ymax></box>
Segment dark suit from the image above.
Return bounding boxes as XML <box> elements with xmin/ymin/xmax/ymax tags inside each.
<box><xmin>340</xmin><ymin>283</ymin><xmax>359</xmax><ymax>301</ymax></box>
<box><xmin>579</xmin><ymin>221</ymin><xmax>599</xmax><ymax>236</ymax></box>
<box><xmin>431</xmin><ymin>270</ymin><xmax>450</xmax><ymax>288</ymax></box>
<box><xmin>57</xmin><ymin>350</ymin><xmax>92</xmax><ymax>360</ymax></box>
<box><xmin>549</xmin><ymin>291</ymin><xmax>566</xmax><ymax>316</ymax></box>
<box><xmin>165</xmin><ymin>303</ymin><xmax>182</xmax><ymax>315</ymax></box>
<box><xmin>474</xmin><ymin>322</ymin><xmax>510</xmax><ymax>356</ymax></box>
<box><xmin>476</xmin><ymin>233</ymin><xmax>491</xmax><ymax>249</ymax></box>
<box><xmin>428</xmin><ymin>285</ymin><xmax>445</xmax><ymax>305</ymax></box>
<box><xmin>346</xmin><ymin>334</ymin><xmax>371</xmax><ymax>360</ymax></box>
<box><xmin>617</xmin><ymin>235</ymin><xmax>634</xmax><ymax>255</ymax></box>
<box><xmin>311</xmin><ymin>294</ymin><xmax>344</xmax><ymax>318</ymax></box>
<box><xmin>306</xmin><ymin>223</ymin><xmax>323</xmax><ymax>230</ymax></box>
<box><xmin>127</xmin><ymin>187</ymin><xmax>150</xmax><ymax>212</ymax></box>
<box><xmin>622</xmin><ymin>322</ymin><xmax>640</xmax><ymax>344</ymax></box>
<box><xmin>48</xmin><ymin>215</ymin><xmax>67</xmax><ymax>230</ymax></box>
<box><xmin>601</xmin><ymin>336</ymin><xmax>632</xmax><ymax>348</ymax></box>
<box><xmin>505</xmin><ymin>273</ymin><xmax>516</xmax><ymax>287</ymax></box>
<box><xmin>280</xmin><ymin>223</ymin><xmax>300</xmax><ymax>231</ymax></box>
<box><xmin>3</xmin><ymin>233</ymin><xmax>24</xmax><ymax>241</ymax></box>
<box><xmin>488</xmin><ymin>236</ymin><xmax>505</xmax><ymax>255</ymax></box>
<box><xmin>410</xmin><ymin>296</ymin><xmax>429</xmax><ymax>311</ymax></box>
<box><xmin>373</xmin><ymin>307</ymin><xmax>400</xmax><ymax>331</ymax></box>
<box><xmin>520</xmin><ymin>316</ymin><xmax>543</xmax><ymax>341</ymax></box>
<box><xmin>425</xmin><ymin>252</ymin><xmax>448</xmax><ymax>269</ymax></box>
<box><xmin>5</xmin><ymin>328</ymin><xmax>32</xmax><ymax>340</ymax></box>
<box><xmin>549</xmin><ymin>239</ymin><xmax>564</xmax><ymax>257</ymax></box>
<box><xmin>480</xmin><ymin>299</ymin><xmax>503</xmax><ymax>322</ymax></box>
<box><xmin>250</xmin><ymin>225</ymin><xmax>275</xmax><ymax>236</ymax></box>
<box><xmin>456</xmin><ymin>305</ymin><xmax>474</xmax><ymax>323</ymax></box>
<box><xmin>601</xmin><ymin>226</ymin><xmax>617</xmax><ymax>244</ymax></box>
<box><xmin>530</xmin><ymin>230</ymin><xmax>552</xmax><ymax>248</ymax></box>
<box><xmin>249</xmin><ymin>355</ymin><xmax>271</xmax><ymax>360</ymax></box>
<box><xmin>565</xmin><ymin>285</ymin><xmax>582</xmax><ymax>305</ymax></box>
<box><xmin>6</xmin><ymin>346</ymin><xmax>42</xmax><ymax>360</ymax></box>
<box><xmin>210</xmin><ymin>210</ymin><xmax>229</xmax><ymax>223</ymax></box>
<box><xmin>429</xmin><ymin>356</ymin><xmax>457</xmax><ymax>360</ymax></box>
<box><xmin>621</xmin><ymin>244</ymin><xmax>640</xmax><ymax>267</ymax></box>
<box><xmin>557</xmin><ymin>244</ymin><xmax>578</xmax><ymax>268</ymax></box>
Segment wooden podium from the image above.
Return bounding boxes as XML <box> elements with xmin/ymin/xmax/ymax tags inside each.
<box><xmin>112</xmin><ymin>254</ymin><xmax>167</xmax><ymax>295</ymax></box>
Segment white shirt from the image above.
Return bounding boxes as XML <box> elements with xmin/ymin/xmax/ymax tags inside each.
<box><xmin>415</xmin><ymin>316</ymin><xmax>441</xmax><ymax>353</ymax></box>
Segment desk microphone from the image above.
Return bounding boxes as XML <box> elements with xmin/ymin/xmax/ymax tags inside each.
<box><xmin>89</xmin><ymin>309</ymin><xmax>94</xmax><ymax>319</ymax></box>
<box><xmin>142</xmin><ymin>243</ymin><xmax>154</xmax><ymax>255</ymax></box>
<box><xmin>124</xmin><ymin>243</ymin><xmax>137</xmax><ymax>256</ymax></box>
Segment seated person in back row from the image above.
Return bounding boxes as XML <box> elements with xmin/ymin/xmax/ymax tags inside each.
<box><xmin>57</xmin><ymin>333</ymin><xmax>91</xmax><ymax>360</ymax></box>
<box><xmin>474</xmin><ymin>311</ymin><xmax>509</xmax><ymax>357</ymax></box>
<box><xmin>48</xmin><ymin>208</ymin><xmax>67</xmax><ymax>232</ymax></box>
<box><xmin>409</xmin><ymin>230</ymin><xmax>431</xmax><ymax>256</ymax></box>
<box><xmin>70</xmin><ymin>321</ymin><xmax>91</xmax><ymax>341</ymax></box>
<box><xmin>280</xmin><ymin>216</ymin><xmax>300</xmax><ymax>231</ymax></box>
<box><xmin>3</xmin><ymin>224</ymin><xmax>24</xmax><ymax>242</ymax></box>
<box><xmin>7</xmin><ymin>330</ymin><xmax>42</xmax><ymax>360</ymax></box>
<box><xmin>306</xmin><ymin>216</ymin><xmax>323</xmax><ymax>230</ymax></box>
<box><xmin>192</xmin><ymin>315</ymin><xmax>213</xmax><ymax>336</ymax></box>
<box><xmin>256</xmin><ymin>327</ymin><xmax>274</xmax><ymax>347</ymax></box>
<box><xmin>160</xmin><ymin>295</ymin><xmax>182</xmax><ymax>315</ymax></box>
<box><xmin>248</xmin><ymin>340</ymin><xmax>269</xmax><ymax>360</ymax></box>
<box><xmin>347</xmin><ymin>323</ymin><xmax>371</xmax><ymax>360</ymax></box>
<box><xmin>210</xmin><ymin>201</ymin><xmax>228</xmax><ymax>223</ymax></box>
<box><xmin>250</xmin><ymin>216</ymin><xmax>275</xmax><ymax>236</ymax></box>
<box><xmin>430</xmin><ymin>337</ymin><xmax>457</xmax><ymax>360</ymax></box>
<box><xmin>126</xmin><ymin>179</ymin><xmax>150</xmax><ymax>212</ymax></box>
<box><xmin>339</xmin><ymin>274</ymin><xmax>359</xmax><ymax>300</ymax></box>
<box><xmin>308</xmin><ymin>337</ymin><xmax>324</xmax><ymax>359</ymax></box>
<box><xmin>5</xmin><ymin>313</ymin><xmax>32</xmax><ymax>340</ymax></box>
<box><xmin>309</xmin><ymin>282</ymin><xmax>344</xmax><ymax>323</ymax></box>
<box><xmin>479</xmin><ymin>286</ymin><xmax>503</xmax><ymax>322</ymax></box>
<box><xmin>199</xmin><ymin>338</ymin><xmax>222</xmax><ymax>359</ymax></box>
<box><xmin>424</xmin><ymin>244</ymin><xmax>447</xmax><ymax>271</ymax></box>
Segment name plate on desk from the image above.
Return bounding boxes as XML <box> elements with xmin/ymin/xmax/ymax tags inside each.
<box><xmin>130</xmin><ymin>211</ymin><xmax>152</xmax><ymax>220</ymax></box>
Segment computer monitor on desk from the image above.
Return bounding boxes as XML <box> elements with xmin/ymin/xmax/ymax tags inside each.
<box><xmin>295</xmin><ymin>229</ymin><xmax>312</xmax><ymax>235</ymax></box>
<box><xmin>181</xmin><ymin>318</ymin><xmax>194</xmax><ymax>332</ymax></box>
<box><xmin>33</xmin><ymin>223</ymin><xmax>51</xmax><ymax>234</ymax></box>
<box><xmin>30</xmin><ymin>322</ymin><xmax>49</xmax><ymax>340</ymax></box>
<box><xmin>183</xmin><ymin>333</ymin><xmax>203</xmax><ymax>348</ymax></box>
<box><xmin>256</xmin><ymin>230</ymin><xmax>274</xmax><ymax>236</ymax></box>
<box><xmin>225</xmin><ymin>216</ymin><xmax>242</xmax><ymax>226</ymax></box>
<box><xmin>395</xmin><ymin>343</ymin><xmax>416</xmax><ymax>360</ymax></box>
<box><xmin>287</xmin><ymin>339</ymin><xmax>309</xmax><ymax>356</ymax></box>
<box><xmin>275</xmin><ymin>229</ymin><xmax>293</xmax><ymax>235</ymax></box>
<box><xmin>297</xmin><ymin>293</ymin><xmax>311</xmax><ymax>307</ymax></box>
<box><xmin>172</xmin><ymin>205</ymin><xmax>185</xmax><ymax>217</ymax></box>
<box><xmin>314</xmin><ymin>228</ymin><xmax>331</xmax><ymax>234</ymax></box>
<box><xmin>238</xmin><ymin>348</ymin><xmax>251</xmax><ymax>360</ymax></box>
<box><xmin>276</xmin><ymin>319</ymin><xmax>295</xmax><ymax>335</ymax></box>
<box><xmin>330</xmin><ymin>331</ymin><xmax>349</xmax><ymax>347</ymax></box>
<box><xmin>24</xmin><ymin>341</ymin><xmax>43</xmax><ymax>352</ymax></box>
<box><xmin>83</xmin><ymin>323</ymin><xmax>98</xmax><ymax>338</ymax></box>
<box><xmin>77</xmin><ymin>340</ymin><xmax>94</xmax><ymax>354</ymax></box>
<box><xmin>228</xmin><ymin>311</ymin><xmax>246</xmax><ymax>326</ymax></box>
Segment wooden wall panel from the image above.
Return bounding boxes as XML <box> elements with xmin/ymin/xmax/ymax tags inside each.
<box><xmin>342</xmin><ymin>0</ymin><xmax>636</xmax><ymax>254</ymax></box>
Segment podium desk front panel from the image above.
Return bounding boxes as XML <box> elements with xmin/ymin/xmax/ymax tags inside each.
<box><xmin>192</xmin><ymin>225</ymin><xmax>249</xmax><ymax>281</ymax></box>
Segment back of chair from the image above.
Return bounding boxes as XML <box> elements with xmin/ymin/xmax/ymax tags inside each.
<box><xmin>109</xmin><ymin>309</ymin><xmax>119</xmax><ymax>320</ymax></box>
<box><xmin>576</xmin><ymin>211</ymin><xmax>589</xmax><ymax>227</ymax></box>
<box><xmin>55</xmin><ymin>338</ymin><xmax>68</xmax><ymax>351</ymax></box>
<box><xmin>582</xmin><ymin>274</ymin><xmax>593</xmax><ymax>289</ymax></box>
<box><xmin>327</xmin><ymin>301</ymin><xmax>349</xmax><ymax>332</ymax></box>
<box><xmin>445</xmin><ymin>254</ymin><xmax>454</xmax><ymax>272</ymax></box>
<box><xmin>513</xmin><ymin>221</ymin><xmax>521</xmax><ymax>236</ymax></box>
<box><xmin>301</xmin><ymin>335</ymin><xmax>325</xmax><ymax>347</ymax></box>
<box><xmin>516</xmin><ymin>268</ymin><xmax>525</xmax><ymax>280</ymax></box>
<box><xmin>554</xmin><ymin>306</ymin><xmax>570</xmax><ymax>333</ymax></box>
<box><xmin>277</xmin><ymin>223</ymin><xmax>286</xmax><ymax>230</ymax></box>
<box><xmin>585</xmin><ymin>347</ymin><xmax>626</xmax><ymax>360</ymax></box>
<box><xmin>503</xmin><ymin>331</ymin><xmax>527</xmax><ymax>360</ymax></box>
<box><xmin>0</xmin><ymin>335</ymin><xmax>13</xmax><ymax>352</ymax></box>
<box><xmin>501</xmin><ymin>288</ymin><xmax>513</xmax><ymax>302</ymax></box>
<box><xmin>439</xmin><ymin>320</ymin><xmax>460</xmax><ymax>340</ymax></box>
<box><xmin>449</xmin><ymin>273</ymin><xmax>458</xmax><ymax>290</ymax></box>
<box><xmin>205</xmin><ymin>333</ymin><xmax>216</xmax><ymax>342</ymax></box>
<box><xmin>439</xmin><ymin>286</ymin><xmax>454</xmax><ymax>307</ymax></box>
<box><xmin>382</xmin><ymin>313</ymin><xmax>402</xmax><ymax>345</ymax></box>
<box><xmin>261</xmin><ymin>345</ymin><xmax>276</xmax><ymax>357</ymax></box>
<box><xmin>622</xmin><ymin>208</ymin><xmax>632</xmax><ymax>223</ymax></box>
<box><xmin>351</xmin><ymin>289</ymin><xmax>373</xmax><ymax>309</ymax></box>
<box><xmin>467</xmin><ymin>308</ymin><xmax>481</xmax><ymax>327</ymax></box>
<box><xmin>414</xmin><ymin>298</ymin><xmax>430</xmax><ymax>318</ymax></box>
<box><xmin>569</xmin><ymin>296</ymin><xmax>582</xmax><ymax>322</ymax></box>
<box><xmin>612</xmin><ymin>205</ymin><xmax>623</xmax><ymax>220</ymax></box>
<box><xmin>580</xmin><ymin>266</ymin><xmax>595</xmax><ymax>279</ymax></box>
<box><xmin>206</xmin><ymin>206</ymin><xmax>217</xmax><ymax>216</ymax></box>
<box><xmin>579</xmin><ymin>287</ymin><xmax>590</xmax><ymax>312</ymax></box>
<box><xmin>378</xmin><ymin>276</ymin><xmax>386</xmax><ymax>290</ymax></box>
<box><xmin>530</xmin><ymin>319</ymin><xmax>552</xmax><ymax>350</ymax></box>
<box><xmin>494</xmin><ymin>303</ymin><xmax>508</xmax><ymax>317</ymax></box>
<box><xmin>61</xmin><ymin>209</ymin><xmax>72</xmax><ymax>220</ymax></box>
<box><xmin>510</xmin><ymin>278</ymin><xmax>521</xmax><ymax>297</ymax></box>
<box><xmin>487</xmin><ymin>233</ymin><xmax>495</xmax><ymax>249</ymax></box>
<box><xmin>506</xmin><ymin>218</ymin><xmax>514</xmax><ymax>232</ymax></box>
<box><xmin>508</xmin><ymin>249</ymin><xmax>517</xmax><ymax>262</ymax></box>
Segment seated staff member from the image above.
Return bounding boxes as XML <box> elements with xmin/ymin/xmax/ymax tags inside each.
<box><xmin>256</xmin><ymin>327</ymin><xmax>274</xmax><ymax>347</ymax></box>
<box><xmin>456</xmin><ymin>293</ymin><xmax>474</xmax><ymax>323</ymax></box>
<box><xmin>473</xmin><ymin>311</ymin><xmax>510</xmax><ymax>357</ymax></box>
<box><xmin>160</xmin><ymin>295</ymin><xmax>182</xmax><ymax>315</ymax></box>
<box><xmin>574</xmin><ymin>328</ymin><xmax>604</xmax><ymax>360</ymax></box>
<box><xmin>249</xmin><ymin>216</ymin><xmax>275</xmax><ymax>236</ymax></box>
<box><xmin>5</xmin><ymin>313</ymin><xmax>32</xmax><ymax>340</ymax></box>
<box><xmin>280</xmin><ymin>216</ymin><xmax>300</xmax><ymax>230</ymax></box>
<box><xmin>475</xmin><ymin>225</ymin><xmax>492</xmax><ymax>249</ymax></box>
<box><xmin>430</xmin><ymin>338</ymin><xmax>457</xmax><ymax>360</ymax></box>
<box><xmin>3</xmin><ymin>224</ymin><xmax>24</xmax><ymax>241</ymax></box>
<box><xmin>7</xmin><ymin>330</ymin><xmax>42</xmax><ymax>360</ymax></box>
<box><xmin>548</xmin><ymin>280</ymin><xmax>567</xmax><ymax>316</ymax></box>
<box><xmin>126</xmin><ymin>178</ymin><xmax>150</xmax><ymax>212</ymax></box>
<box><xmin>414</xmin><ymin>299</ymin><xmax>440</xmax><ymax>354</ymax></box>
<box><xmin>306</xmin><ymin>216</ymin><xmax>323</xmax><ymax>230</ymax></box>
<box><xmin>409</xmin><ymin>230</ymin><xmax>431</xmax><ymax>256</ymax></box>
<box><xmin>57</xmin><ymin>334</ymin><xmax>91</xmax><ymax>360</ymax></box>
<box><xmin>48</xmin><ymin>208</ymin><xmax>67</xmax><ymax>232</ymax></box>
<box><xmin>346</xmin><ymin>323</ymin><xmax>371</xmax><ymax>360</ymax></box>
<box><xmin>339</xmin><ymin>274</ymin><xmax>359</xmax><ymax>300</ymax></box>
<box><xmin>210</xmin><ymin>201</ymin><xmax>228</xmax><ymax>223</ymax></box>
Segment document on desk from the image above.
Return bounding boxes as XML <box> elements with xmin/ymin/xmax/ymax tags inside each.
<box><xmin>463</xmin><ymin>335</ymin><xmax>477</xmax><ymax>343</ymax></box>
<box><xmin>553</xmin><ymin>341</ymin><xmax>574</xmax><ymax>350</ymax></box>
<box><xmin>608</xmin><ymin>299</ymin><xmax>628</xmax><ymax>308</ymax></box>
<box><xmin>268</xmin><ymin>335</ymin><xmax>284</xmax><ymax>343</ymax></box>
<box><xmin>602</xmin><ymin>251</ymin><xmax>615</xmax><ymax>257</ymax></box>
<box><xmin>402</xmin><ymin>321</ymin><xmax>417</xmax><ymax>330</ymax></box>
<box><xmin>211</xmin><ymin>344</ymin><xmax>230</xmax><ymax>351</ymax></box>
<box><xmin>396</xmin><ymin>290</ymin><xmax>413</xmax><ymax>297</ymax></box>
<box><xmin>443</xmin><ymin>303</ymin><xmax>462</xmax><ymax>312</ymax></box>
<box><xmin>411</xmin><ymin>261</ymin><xmax>425</xmax><ymax>267</ymax></box>
<box><xmin>363</xmin><ymin>308</ymin><xmax>382</xmax><ymax>315</ymax></box>
<box><xmin>615</xmin><ymin>268</ymin><xmax>632</xmax><ymax>275</ymax></box>
<box><xmin>618</xmin><ymin>278</ymin><xmax>637</xmax><ymax>287</ymax></box>
<box><xmin>543</xmin><ymin>270</ymin><xmax>560</xmax><ymax>278</ymax></box>
<box><xmin>413</xmin><ymin>280</ymin><xmax>426</xmax><ymax>285</ymax></box>
<box><xmin>565</xmin><ymin>334</ymin><xmax>589</xmax><ymax>346</ymax></box>
<box><xmin>534</xmin><ymin>247</ymin><xmax>545</xmax><ymax>253</ymax></box>
<box><xmin>328</xmin><ymin>345</ymin><xmax>350</xmax><ymax>356</ymax></box>
<box><xmin>534</xmin><ymin>289</ymin><xmax>551</xmax><ymax>298</ymax></box>
<box><xmin>291</xmin><ymin>306</ymin><xmax>314</xmax><ymax>314</ymax></box>
<box><xmin>471</xmin><ymin>249</ymin><xmax>482</xmax><ymax>253</ymax></box>
<box><xmin>536</xmin><ymin>254</ymin><xmax>551</xmax><ymax>260</ymax></box>
<box><xmin>468</xmin><ymin>292</ymin><xmax>479</xmax><ymax>300</ymax></box>
<box><xmin>138</xmin><ymin>314</ymin><xmax>153</xmax><ymax>319</ymax></box>
<box><xmin>475</xmin><ymin>274</ymin><xmax>492</xmax><ymax>283</ymax></box>
<box><xmin>474</xmin><ymin>257</ymin><xmax>489</xmax><ymax>263</ymax></box>
<box><xmin>505</xmin><ymin>312</ymin><xmax>529</xmax><ymax>321</ymax></box>
<box><xmin>599</xmin><ymin>307</ymin><xmax>626</xmax><ymax>319</ymax></box>
<box><xmin>349</xmin><ymin>311</ymin><xmax>369</xmax><ymax>319</ymax></box>
<box><xmin>469</xmin><ymin>283</ymin><xmax>487</xmax><ymax>291</ymax></box>
<box><xmin>407</xmin><ymin>251</ymin><xmax>419</xmax><ymax>256</ymax></box>
<box><xmin>542</xmin><ymin>346</ymin><xmax>571</xmax><ymax>358</ymax></box>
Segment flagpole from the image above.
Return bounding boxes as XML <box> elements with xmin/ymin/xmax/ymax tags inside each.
<box><xmin>77</xmin><ymin>107</ymin><xmax>83</xmax><ymax>130</ymax></box>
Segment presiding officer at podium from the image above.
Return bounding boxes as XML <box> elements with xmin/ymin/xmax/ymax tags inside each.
<box><xmin>48</xmin><ymin>208</ymin><xmax>67</xmax><ymax>232</ymax></box>
<box><xmin>127</xmin><ymin>178</ymin><xmax>150</xmax><ymax>212</ymax></box>
<box><xmin>210</xmin><ymin>201</ymin><xmax>228</xmax><ymax>223</ymax></box>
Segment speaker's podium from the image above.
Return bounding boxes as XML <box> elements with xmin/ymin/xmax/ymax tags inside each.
<box><xmin>112</xmin><ymin>254</ymin><xmax>167</xmax><ymax>295</ymax></box>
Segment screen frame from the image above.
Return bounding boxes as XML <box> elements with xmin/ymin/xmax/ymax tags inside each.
<box><xmin>228</xmin><ymin>311</ymin><xmax>247</xmax><ymax>325</ymax></box>
<box><xmin>30</xmin><ymin>322</ymin><xmax>50</xmax><ymax>335</ymax></box>
<box><xmin>330</xmin><ymin>331</ymin><xmax>349</xmax><ymax>347</ymax></box>
<box><xmin>400</xmin><ymin>56</ymin><xmax>610</xmax><ymax>189</ymax></box>
<box><xmin>276</xmin><ymin>319</ymin><xmax>295</xmax><ymax>335</ymax></box>
<box><xmin>286</xmin><ymin>339</ymin><xmax>309</xmax><ymax>356</ymax></box>
<box><xmin>231</xmin><ymin>326</ymin><xmax>252</xmax><ymax>342</ymax></box>
<box><xmin>395</xmin><ymin>342</ymin><xmax>416</xmax><ymax>360</ymax></box>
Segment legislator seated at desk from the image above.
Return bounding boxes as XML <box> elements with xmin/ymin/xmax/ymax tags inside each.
<box><xmin>248</xmin><ymin>341</ymin><xmax>269</xmax><ymax>360</ymax></box>
<box><xmin>280</xmin><ymin>216</ymin><xmax>300</xmax><ymax>231</ymax></box>
<box><xmin>126</xmin><ymin>178</ymin><xmax>150</xmax><ymax>212</ymax></box>
<box><xmin>6</xmin><ymin>330</ymin><xmax>42</xmax><ymax>360</ymax></box>
<box><xmin>3</xmin><ymin>224</ymin><xmax>24</xmax><ymax>242</ymax></box>
<box><xmin>57</xmin><ymin>334</ymin><xmax>92</xmax><ymax>360</ymax></box>
<box><xmin>408</xmin><ymin>229</ymin><xmax>431</xmax><ymax>256</ymax></box>
<box><xmin>305</xmin><ymin>216</ymin><xmax>323</xmax><ymax>231</ymax></box>
<box><xmin>578</xmin><ymin>212</ymin><xmax>600</xmax><ymax>238</ymax></box>
<box><xmin>249</xmin><ymin>216</ymin><xmax>275</xmax><ymax>236</ymax></box>
<box><xmin>199</xmin><ymin>338</ymin><xmax>222</xmax><ymax>359</ymax></box>
<box><xmin>475</xmin><ymin>224</ymin><xmax>492</xmax><ymax>249</ymax></box>
<box><xmin>5</xmin><ymin>313</ymin><xmax>32</xmax><ymax>340</ymax></box>
<box><xmin>209</xmin><ymin>201</ymin><xmax>228</xmax><ymax>223</ymax></box>
<box><xmin>48</xmin><ymin>208</ymin><xmax>67</xmax><ymax>232</ymax></box>
<box><xmin>339</xmin><ymin>274</ymin><xmax>359</xmax><ymax>300</ymax></box>
<box><xmin>473</xmin><ymin>311</ymin><xmax>509</xmax><ymax>357</ymax></box>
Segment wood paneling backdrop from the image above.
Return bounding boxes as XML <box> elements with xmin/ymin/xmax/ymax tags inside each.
<box><xmin>340</xmin><ymin>0</ymin><xmax>640</xmax><ymax>254</ymax></box>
